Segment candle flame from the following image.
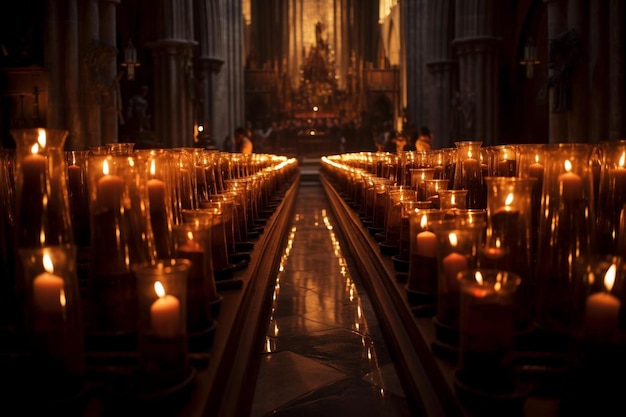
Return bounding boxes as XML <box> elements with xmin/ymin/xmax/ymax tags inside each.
<box><xmin>186</xmin><ymin>231</ymin><xmax>194</xmax><ymax>241</ymax></box>
<box><xmin>37</xmin><ymin>129</ymin><xmax>46</xmax><ymax>148</ymax></box>
<box><xmin>150</xmin><ymin>159</ymin><xmax>157</xmax><ymax>176</ymax></box>
<box><xmin>564</xmin><ymin>159</ymin><xmax>573</xmax><ymax>172</ymax></box>
<box><xmin>534</xmin><ymin>154</ymin><xmax>540</xmax><ymax>164</ymax></box>
<box><xmin>43</xmin><ymin>253</ymin><xmax>54</xmax><ymax>274</ymax></box>
<box><xmin>468</xmin><ymin>150</ymin><xmax>473</xmax><ymax>159</ymax></box>
<box><xmin>495</xmin><ymin>238</ymin><xmax>501</xmax><ymax>248</ymax></box>
<box><xmin>475</xmin><ymin>271</ymin><xmax>483</xmax><ymax>285</ymax></box>
<box><xmin>505</xmin><ymin>193</ymin><xmax>514</xmax><ymax>206</ymax></box>
<box><xmin>154</xmin><ymin>281</ymin><xmax>166</xmax><ymax>298</ymax></box>
<box><xmin>103</xmin><ymin>160</ymin><xmax>110</xmax><ymax>175</ymax></box>
<box><xmin>451</xmin><ymin>194</ymin><xmax>456</xmax><ymax>205</ymax></box>
<box><xmin>604</xmin><ymin>264</ymin><xmax>617</xmax><ymax>292</ymax></box>
<box><xmin>620</xmin><ymin>152</ymin><xmax>626</xmax><ymax>169</ymax></box>
<box><xmin>420</xmin><ymin>214</ymin><xmax>428</xmax><ymax>229</ymax></box>
<box><xmin>60</xmin><ymin>289</ymin><xmax>66</xmax><ymax>308</ymax></box>
<box><xmin>448</xmin><ymin>232</ymin><xmax>458</xmax><ymax>247</ymax></box>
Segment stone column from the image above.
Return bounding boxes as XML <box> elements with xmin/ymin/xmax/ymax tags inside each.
<box><xmin>424</xmin><ymin>0</ymin><xmax>455</xmax><ymax>148</ymax></box>
<box><xmin>544</xmin><ymin>0</ymin><xmax>568</xmax><ymax>143</ymax></box>
<box><xmin>566</xmin><ymin>0</ymin><xmax>588</xmax><ymax>142</ymax></box>
<box><xmin>608</xmin><ymin>0</ymin><xmax>624</xmax><ymax>140</ymax></box>
<box><xmin>151</xmin><ymin>40</ymin><xmax>195</xmax><ymax>148</ymax></box>
<box><xmin>195</xmin><ymin>0</ymin><xmax>225</xmax><ymax>148</ymax></box>
<box><xmin>99</xmin><ymin>0</ymin><xmax>121</xmax><ymax>144</ymax></box>
<box><xmin>452</xmin><ymin>0</ymin><xmax>502</xmax><ymax>146</ymax></box>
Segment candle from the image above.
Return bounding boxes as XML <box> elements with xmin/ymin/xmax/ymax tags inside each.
<box><xmin>462</xmin><ymin>158</ymin><xmax>480</xmax><ymax>177</ymax></box>
<box><xmin>33</xmin><ymin>253</ymin><xmax>65</xmax><ymax>314</ymax></box>
<box><xmin>96</xmin><ymin>161</ymin><xmax>124</xmax><ymax>210</ymax></box>
<box><xmin>416</xmin><ymin>231</ymin><xmax>437</xmax><ymax>258</ymax></box>
<box><xmin>442</xmin><ymin>252</ymin><xmax>468</xmax><ymax>284</ymax></box>
<box><xmin>527</xmin><ymin>162</ymin><xmax>544</xmax><ymax>181</ymax></box>
<box><xmin>583</xmin><ymin>264</ymin><xmax>621</xmax><ymax>343</ymax></box>
<box><xmin>558</xmin><ymin>160</ymin><xmax>583</xmax><ymax>200</ymax></box>
<box><xmin>150</xmin><ymin>281</ymin><xmax>181</xmax><ymax>338</ymax></box>
<box><xmin>609</xmin><ymin>167</ymin><xmax>626</xmax><ymax>190</ymax></box>
<box><xmin>22</xmin><ymin>152</ymin><xmax>46</xmax><ymax>189</ymax></box>
<box><xmin>148</xmin><ymin>178</ymin><xmax>167</xmax><ymax>213</ymax></box>
<box><xmin>33</xmin><ymin>272</ymin><xmax>65</xmax><ymax>314</ymax></box>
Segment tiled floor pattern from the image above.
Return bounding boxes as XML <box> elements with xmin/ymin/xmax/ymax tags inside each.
<box><xmin>249</xmin><ymin>178</ymin><xmax>414</xmax><ymax>417</ymax></box>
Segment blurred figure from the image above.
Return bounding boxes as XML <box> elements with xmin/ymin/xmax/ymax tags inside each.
<box><xmin>415</xmin><ymin>126</ymin><xmax>433</xmax><ymax>151</ymax></box>
<box><xmin>234</xmin><ymin>126</ymin><xmax>253</xmax><ymax>154</ymax></box>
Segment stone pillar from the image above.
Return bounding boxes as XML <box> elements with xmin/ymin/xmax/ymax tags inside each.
<box><xmin>566</xmin><ymin>0</ymin><xmax>588</xmax><ymax>142</ymax></box>
<box><xmin>81</xmin><ymin>0</ymin><xmax>101</xmax><ymax>149</ymax></box>
<box><xmin>452</xmin><ymin>1</ymin><xmax>502</xmax><ymax>146</ymax></box>
<box><xmin>544</xmin><ymin>0</ymin><xmax>568</xmax><ymax>143</ymax></box>
<box><xmin>195</xmin><ymin>0</ymin><xmax>224</xmax><ymax>149</ymax></box>
<box><xmin>609</xmin><ymin>0</ymin><xmax>625</xmax><ymax>140</ymax></box>
<box><xmin>151</xmin><ymin>40</ymin><xmax>195</xmax><ymax>148</ymax></box>
<box><xmin>99</xmin><ymin>0</ymin><xmax>120</xmax><ymax>144</ymax></box>
<box><xmin>424</xmin><ymin>0</ymin><xmax>455</xmax><ymax>148</ymax></box>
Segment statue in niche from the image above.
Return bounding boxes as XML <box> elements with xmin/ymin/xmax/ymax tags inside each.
<box><xmin>545</xmin><ymin>29</ymin><xmax>581</xmax><ymax>113</ymax></box>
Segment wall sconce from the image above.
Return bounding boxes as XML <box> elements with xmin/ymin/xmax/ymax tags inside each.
<box><xmin>121</xmin><ymin>39</ymin><xmax>141</xmax><ymax>81</ymax></box>
<box><xmin>520</xmin><ymin>37</ymin><xmax>540</xmax><ymax>79</ymax></box>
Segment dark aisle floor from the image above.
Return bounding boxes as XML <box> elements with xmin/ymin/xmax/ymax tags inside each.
<box><xmin>248</xmin><ymin>174</ymin><xmax>415</xmax><ymax>417</ymax></box>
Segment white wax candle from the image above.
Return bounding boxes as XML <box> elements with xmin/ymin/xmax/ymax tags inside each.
<box><xmin>33</xmin><ymin>272</ymin><xmax>65</xmax><ymax>314</ymax></box>
<box><xmin>583</xmin><ymin>292</ymin><xmax>621</xmax><ymax>343</ymax></box>
<box><xmin>416</xmin><ymin>231</ymin><xmax>437</xmax><ymax>258</ymax></box>
<box><xmin>96</xmin><ymin>174</ymin><xmax>124</xmax><ymax>210</ymax></box>
<box><xmin>442</xmin><ymin>252</ymin><xmax>468</xmax><ymax>284</ymax></box>
<box><xmin>22</xmin><ymin>153</ymin><xmax>46</xmax><ymax>188</ymax></box>
<box><xmin>148</xmin><ymin>178</ymin><xmax>167</xmax><ymax>213</ymax></box>
<box><xmin>558</xmin><ymin>167</ymin><xmax>582</xmax><ymax>200</ymax></box>
<box><xmin>462</xmin><ymin>158</ymin><xmax>480</xmax><ymax>177</ymax></box>
<box><xmin>527</xmin><ymin>162</ymin><xmax>544</xmax><ymax>180</ymax></box>
<box><xmin>150</xmin><ymin>284</ymin><xmax>181</xmax><ymax>338</ymax></box>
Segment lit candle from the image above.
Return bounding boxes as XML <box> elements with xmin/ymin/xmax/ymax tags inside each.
<box><xmin>527</xmin><ymin>154</ymin><xmax>544</xmax><ymax>180</ymax></box>
<box><xmin>148</xmin><ymin>159</ymin><xmax>167</xmax><ymax>213</ymax></box>
<box><xmin>442</xmin><ymin>252</ymin><xmax>468</xmax><ymax>283</ymax></box>
<box><xmin>96</xmin><ymin>160</ymin><xmax>124</xmax><ymax>210</ymax></box>
<box><xmin>462</xmin><ymin>156</ymin><xmax>480</xmax><ymax>177</ymax></box>
<box><xmin>608</xmin><ymin>151</ymin><xmax>626</xmax><ymax>190</ymax></box>
<box><xmin>150</xmin><ymin>281</ymin><xmax>181</xmax><ymax>338</ymax></box>
<box><xmin>22</xmin><ymin>149</ymin><xmax>46</xmax><ymax>189</ymax></box>
<box><xmin>583</xmin><ymin>264</ymin><xmax>621</xmax><ymax>343</ymax></box>
<box><xmin>33</xmin><ymin>253</ymin><xmax>65</xmax><ymax>315</ymax></box>
<box><xmin>558</xmin><ymin>160</ymin><xmax>583</xmax><ymax>200</ymax></box>
<box><xmin>416</xmin><ymin>214</ymin><xmax>437</xmax><ymax>258</ymax></box>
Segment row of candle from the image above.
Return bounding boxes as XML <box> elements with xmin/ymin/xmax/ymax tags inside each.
<box><xmin>321</xmin><ymin>143</ymin><xmax>626</xmax><ymax>347</ymax></box>
<box><xmin>0</xmin><ymin>128</ymin><xmax>299</xmax><ymax>398</ymax></box>
<box><xmin>322</xmin><ymin>146</ymin><xmax>626</xmax><ymax>411</ymax></box>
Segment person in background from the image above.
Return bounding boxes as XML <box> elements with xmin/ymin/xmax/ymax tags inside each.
<box><xmin>234</xmin><ymin>126</ymin><xmax>253</xmax><ymax>154</ymax></box>
<box><xmin>415</xmin><ymin>126</ymin><xmax>433</xmax><ymax>151</ymax></box>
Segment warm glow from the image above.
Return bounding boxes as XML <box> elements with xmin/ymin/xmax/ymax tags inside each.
<box><xmin>30</xmin><ymin>143</ymin><xmax>39</xmax><ymax>154</ymax></box>
<box><xmin>505</xmin><ymin>193</ymin><xmax>514</xmax><ymax>206</ymax></box>
<box><xmin>103</xmin><ymin>160</ymin><xmax>110</xmax><ymax>175</ymax></box>
<box><xmin>150</xmin><ymin>159</ymin><xmax>157</xmax><ymax>176</ymax></box>
<box><xmin>604</xmin><ymin>264</ymin><xmax>617</xmax><ymax>292</ymax></box>
<box><xmin>474</xmin><ymin>270</ymin><xmax>483</xmax><ymax>285</ymax></box>
<box><xmin>154</xmin><ymin>281</ymin><xmax>166</xmax><ymax>298</ymax></box>
<box><xmin>37</xmin><ymin>128</ymin><xmax>46</xmax><ymax>148</ymax></box>
<box><xmin>468</xmin><ymin>150</ymin><xmax>473</xmax><ymax>159</ymax></box>
<box><xmin>535</xmin><ymin>154</ymin><xmax>540</xmax><ymax>164</ymax></box>
<box><xmin>43</xmin><ymin>252</ymin><xmax>54</xmax><ymax>273</ymax></box>
<box><xmin>186</xmin><ymin>231</ymin><xmax>194</xmax><ymax>241</ymax></box>
<box><xmin>448</xmin><ymin>232</ymin><xmax>458</xmax><ymax>247</ymax></box>
<box><xmin>564</xmin><ymin>159</ymin><xmax>573</xmax><ymax>172</ymax></box>
<box><xmin>620</xmin><ymin>152</ymin><xmax>626</xmax><ymax>168</ymax></box>
<box><xmin>420</xmin><ymin>214</ymin><xmax>428</xmax><ymax>229</ymax></box>
<box><xmin>313</xmin><ymin>106</ymin><xmax>319</xmax><ymax>112</ymax></box>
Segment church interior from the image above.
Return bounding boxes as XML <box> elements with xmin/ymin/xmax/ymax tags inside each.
<box><xmin>0</xmin><ymin>1</ymin><xmax>626</xmax><ymax>416</ymax></box>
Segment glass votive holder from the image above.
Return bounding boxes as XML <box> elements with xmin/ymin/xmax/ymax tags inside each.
<box><xmin>431</xmin><ymin>218</ymin><xmax>486</xmax><ymax>351</ymax></box>
<box><xmin>382</xmin><ymin>189</ymin><xmax>417</xmax><ymax>254</ymax></box>
<box><xmin>66</xmin><ymin>150</ymin><xmax>91</xmax><ymax>248</ymax></box>
<box><xmin>454</xmin><ymin>269</ymin><xmax>526</xmax><ymax>414</ymax></box>
<box><xmin>173</xmin><ymin>222</ymin><xmax>220</xmax><ymax>334</ymax></box>
<box><xmin>406</xmin><ymin>209</ymin><xmax>446</xmax><ymax>311</ymax></box>
<box><xmin>439</xmin><ymin>189</ymin><xmax>468</xmax><ymax>218</ymax></box>
<box><xmin>424</xmin><ymin>179</ymin><xmax>450</xmax><ymax>209</ymax></box>
<box><xmin>559</xmin><ymin>256</ymin><xmax>626</xmax><ymax>417</ymax></box>
<box><xmin>134</xmin><ymin>258</ymin><xmax>192</xmax><ymax>394</ymax></box>
<box><xmin>18</xmin><ymin>244</ymin><xmax>85</xmax><ymax>399</ymax></box>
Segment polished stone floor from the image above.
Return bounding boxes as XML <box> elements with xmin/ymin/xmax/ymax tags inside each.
<box><xmin>249</xmin><ymin>174</ymin><xmax>415</xmax><ymax>417</ymax></box>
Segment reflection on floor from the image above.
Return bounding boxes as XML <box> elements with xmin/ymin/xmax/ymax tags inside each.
<box><xmin>249</xmin><ymin>178</ymin><xmax>415</xmax><ymax>417</ymax></box>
